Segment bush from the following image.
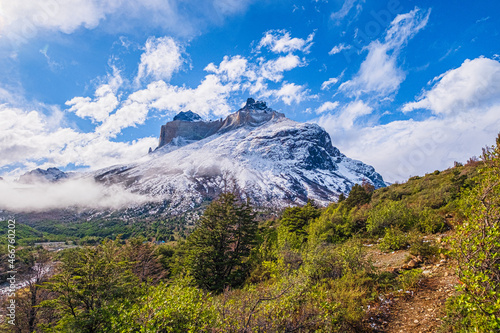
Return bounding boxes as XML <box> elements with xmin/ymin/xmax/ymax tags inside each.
<box><xmin>409</xmin><ymin>239</ymin><xmax>439</xmax><ymax>262</ymax></box>
<box><xmin>303</xmin><ymin>240</ymin><xmax>368</xmax><ymax>283</ymax></box>
<box><xmin>416</xmin><ymin>208</ymin><xmax>447</xmax><ymax>234</ymax></box>
<box><xmin>307</xmin><ymin>203</ymin><xmax>352</xmax><ymax>245</ymax></box>
<box><xmin>112</xmin><ymin>279</ymin><xmax>216</xmax><ymax>332</ymax></box>
<box><xmin>447</xmin><ymin>134</ymin><xmax>500</xmax><ymax>331</ymax></box>
<box><xmin>378</xmin><ymin>226</ymin><xmax>410</xmax><ymax>252</ymax></box>
<box><xmin>367</xmin><ymin>201</ymin><xmax>417</xmax><ymax>235</ymax></box>
<box><xmin>397</xmin><ymin>269</ymin><xmax>422</xmax><ymax>292</ymax></box>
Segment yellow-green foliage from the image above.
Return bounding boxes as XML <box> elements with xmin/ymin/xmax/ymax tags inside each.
<box><xmin>112</xmin><ymin>278</ymin><xmax>216</xmax><ymax>333</ymax></box>
<box><xmin>212</xmin><ymin>240</ymin><xmax>373</xmax><ymax>332</ymax></box>
<box><xmin>367</xmin><ymin>200</ymin><xmax>417</xmax><ymax>235</ymax></box>
<box><xmin>378</xmin><ymin>226</ymin><xmax>411</xmax><ymax>252</ymax></box>
<box><xmin>397</xmin><ymin>269</ymin><xmax>423</xmax><ymax>292</ymax></box>
<box><xmin>447</xmin><ymin>136</ymin><xmax>500</xmax><ymax>331</ymax></box>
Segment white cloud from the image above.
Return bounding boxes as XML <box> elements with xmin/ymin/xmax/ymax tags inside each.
<box><xmin>340</xmin><ymin>7</ymin><xmax>431</xmax><ymax>98</ymax></box>
<box><xmin>316</xmin><ymin>101</ymin><xmax>339</xmax><ymax>114</ymax></box>
<box><xmin>135</xmin><ymin>36</ymin><xmax>185</xmax><ymax>83</ymax></box>
<box><xmin>144</xmin><ymin>76</ymin><xmax>235</xmax><ymax>118</ymax></box>
<box><xmin>260</xmin><ymin>54</ymin><xmax>304</xmax><ymax>82</ymax></box>
<box><xmin>318</xmin><ymin>100</ymin><xmax>372</xmax><ymax>131</ymax></box>
<box><xmin>66</xmin><ymin>69</ymin><xmax>123</xmax><ymax>123</ymax></box>
<box><xmin>403</xmin><ymin>57</ymin><xmax>500</xmax><ymax>115</ymax></box>
<box><xmin>0</xmin><ymin>0</ymin><xmax>256</xmax><ymax>46</ymax></box>
<box><xmin>0</xmin><ymin>177</ymin><xmax>155</xmax><ymax>212</ymax></box>
<box><xmin>330</xmin><ymin>0</ymin><xmax>363</xmax><ymax>22</ymax></box>
<box><xmin>0</xmin><ymin>104</ymin><xmax>157</xmax><ymax>177</ymax></box>
<box><xmin>319</xmin><ymin>57</ymin><xmax>500</xmax><ymax>182</ymax></box>
<box><xmin>257</xmin><ymin>30</ymin><xmax>314</xmax><ymax>54</ymax></box>
<box><xmin>321</xmin><ymin>75</ymin><xmax>342</xmax><ymax>90</ymax></box>
<box><xmin>205</xmin><ymin>55</ymin><xmax>252</xmax><ymax>82</ymax></box>
<box><xmin>265</xmin><ymin>82</ymin><xmax>311</xmax><ymax>105</ymax></box>
<box><xmin>328</xmin><ymin>43</ymin><xmax>351</xmax><ymax>55</ymax></box>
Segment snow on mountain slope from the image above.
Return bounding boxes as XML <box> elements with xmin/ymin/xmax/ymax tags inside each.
<box><xmin>94</xmin><ymin>99</ymin><xmax>385</xmax><ymax>214</ymax></box>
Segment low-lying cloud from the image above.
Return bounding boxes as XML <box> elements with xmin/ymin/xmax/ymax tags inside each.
<box><xmin>0</xmin><ymin>177</ymin><xmax>155</xmax><ymax>212</ymax></box>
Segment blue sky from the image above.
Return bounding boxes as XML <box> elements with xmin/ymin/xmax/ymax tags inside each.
<box><xmin>1</xmin><ymin>0</ymin><xmax>500</xmax><ymax>182</ymax></box>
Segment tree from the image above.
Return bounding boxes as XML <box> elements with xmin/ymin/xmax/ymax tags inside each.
<box><xmin>344</xmin><ymin>183</ymin><xmax>372</xmax><ymax>210</ymax></box>
<box><xmin>186</xmin><ymin>192</ymin><xmax>257</xmax><ymax>292</ymax></box>
<box><xmin>450</xmin><ymin>134</ymin><xmax>500</xmax><ymax>330</ymax></box>
<box><xmin>279</xmin><ymin>200</ymin><xmax>321</xmax><ymax>249</ymax></box>
<box><xmin>13</xmin><ymin>247</ymin><xmax>54</xmax><ymax>333</ymax></box>
<box><xmin>40</xmin><ymin>240</ymin><xmax>140</xmax><ymax>332</ymax></box>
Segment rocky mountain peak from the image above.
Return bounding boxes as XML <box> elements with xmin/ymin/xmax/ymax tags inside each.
<box><xmin>19</xmin><ymin>167</ymin><xmax>69</xmax><ymax>183</ymax></box>
<box><xmin>157</xmin><ymin>98</ymin><xmax>283</xmax><ymax>150</ymax></box>
<box><xmin>241</xmin><ymin>98</ymin><xmax>269</xmax><ymax>111</ymax></box>
<box><xmin>173</xmin><ymin>111</ymin><xmax>202</xmax><ymax>122</ymax></box>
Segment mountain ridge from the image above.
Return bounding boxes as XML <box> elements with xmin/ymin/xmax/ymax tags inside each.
<box><xmin>94</xmin><ymin>99</ymin><xmax>386</xmax><ymax>215</ymax></box>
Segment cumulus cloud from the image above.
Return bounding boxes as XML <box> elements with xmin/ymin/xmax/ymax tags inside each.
<box><xmin>204</xmin><ymin>55</ymin><xmax>251</xmax><ymax>82</ymax></box>
<box><xmin>319</xmin><ymin>57</ymin><xmax>500</xmax><ymax>182</ymax></box>
<box><xmin>316</xmin><ymin>101</ymin><xmax>339</xmax><ymax>114</ymax></box>
<box><xmin>318</xmin><ymin>100</ymin><xmax>372</xmax><ymax>131</ymax></box>
<box><xmin>66</xmin><ymin>69</ymin><xmax>123</xmax><ymax>123</ymax></box>
<box><xmin>257</xmin><ymin>30</ymin><xmax>314</xmax><ymax>54</ymax></box>
<box><xmin>135</xmin><ymin>36</ymin><xmax>185</xmax><ymax>83</ymax></box>
<box><xmin>0</xmin><ymin>104</ymin><xmax>157</xmax><ymax>177</ymax></box>
<box><xmin>0</xmin><ymin>177</ymin><xmax>155</xmax><ymax>212</ymax></box>
<box><xmin>340</xmin><ymin>7</ymin><xmax>431</xmax><ymax>98</ymax></box>
<box><xmin>260</xmin><ymin>54</ymin><xmax>305</xmax><ymax>82</ymax></box>
<box><xmin>403</xmin><ymin>57</ymin><xmax>500</xmax><ymax>115</ymax></box>
<box><xmin>263</xmin><ymin>82</ymin><xmax>312</xmax><ymax>105</ymax></box>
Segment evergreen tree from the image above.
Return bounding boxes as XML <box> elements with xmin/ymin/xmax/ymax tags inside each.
<box><xmin>344</xmin><ymin>183</ymin><xmax>372</xmax><ymax>209</ymax></box>
<box><xmin>186</xmin><ymin>192</ymin><xmax>257</xmax><ymax>292</ymax></box>
<box><xmin>281</xmin><ymin>200</ymin><xmax>320</xmax><ymax>235</ymax></box>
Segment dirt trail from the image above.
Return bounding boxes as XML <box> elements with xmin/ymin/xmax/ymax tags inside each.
<box><xmin>365</xmin><ymin>244</ymin><xmax>460</xmax><ymax>333</ymax></box>
<box><xmin>384</xmin><ymin>263</ymin><xmax>458</xmax><ymax>333</ymax></box>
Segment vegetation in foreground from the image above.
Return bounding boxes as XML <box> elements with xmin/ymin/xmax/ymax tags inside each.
<box><xmin>1</xmin><ymin>137</ymin><xmax>499</xmax><ymax>332</ymax></box>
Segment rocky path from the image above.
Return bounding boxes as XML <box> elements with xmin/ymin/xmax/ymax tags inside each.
<box><xmin>384</xmin><ymin>263</ymin><xmax>458</xmax><ymax>333</ymax></box>
<box><xmin>365</xmin><ymin>240</ymin><xmax>460</xmax><ymax>333</ymax></box>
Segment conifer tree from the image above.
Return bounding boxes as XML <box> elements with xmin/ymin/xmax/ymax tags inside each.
<box><xmin>186</xmin><ymin>192</ymin><xmax>257</xmax><ymax>292</ymax></box>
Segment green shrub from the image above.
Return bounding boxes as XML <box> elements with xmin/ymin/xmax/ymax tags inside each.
<box><xmin>303</xmin><ymin>240</ymin><xmax>368</xmax><ymax>283</ymax></box>
<box><xmin>378</xmin><ymin>226</ymin><xmax>410</xmax><ymax>252</ymax></box>
<box><xmin>448</xmin><ymin>136</ymin><xmax>500</xmax><ymax>331</ymax></box>
<box><xmin>409</xmin><ymin>239</ymin><xmax>439</xmax><ymax>262</ymax></box>
<box><xmin>367</xmin><ymin>201</ymin><xmax>417</xmax><ymax>235</ymax></box>
<box><xmin>307</xmin><ymin>203</ymin><xmax>353</xmax><ymax>245</ymax></box>
<box><xmin>112</xmin><ymin>279</ymin><xmax>216</xmax><ymax>332</ymax></box>
<box><xmin>416</xmin><ymin>208</ymin><xmax>447</xmax><ymax>234</ymax></box>
<box><xmin>397</xmin><ymin>269</ymin><xmax>422</xmax><ymax>292</ymax></box>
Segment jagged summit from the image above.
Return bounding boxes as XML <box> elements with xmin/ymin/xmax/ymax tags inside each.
<box><xmin>157</xmin><ymin>98</ymin><xmax>284</xmax><ymax>150</ymax></box>
<box><xmin>241</xmin><ymin>98</ymin><xmax>269</xmax><ymax>111</ymax></box>
<box><xmin>173</xmin><ymin>111</ymin><xmax>202</xmax><ymax>122</ymax></box>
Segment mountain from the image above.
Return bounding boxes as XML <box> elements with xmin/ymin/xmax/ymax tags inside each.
<box><xmin>94</xmin><ymin>99</ymin><xmax>385</xmax><ymax>215</ymax></box>
<box><xmin>18</xmin><ymin>167</ymin><xmax>69</xmax><ymax>184</ymax></box>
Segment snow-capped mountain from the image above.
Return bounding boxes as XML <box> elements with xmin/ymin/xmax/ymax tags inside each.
<box><xmin>94</xmin><ymin>98</ymin><xmax>385</xmax><ymax>214</ymax></box>
<box><xmin>19</xmin><ymin>167</ymin><xmax>69</xmax><ymax>184</ymax></box>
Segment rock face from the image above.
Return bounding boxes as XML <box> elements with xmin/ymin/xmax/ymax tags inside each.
<box><xmin>19</xmin><ymin>167</ymin><xmax>69</xmax><ymax>183</ymax></box>
<box><xmin>157</xmin><ymin>98</ymin><xmax>284</xmax><ymax>150</ymax></box>
<box><xmin>95</xmin><ymin>99</ymin><xmax>386</xmax><ymax>215</ymax></box>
